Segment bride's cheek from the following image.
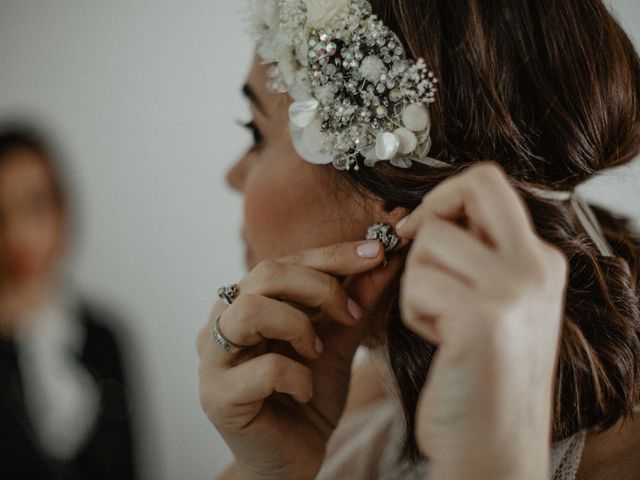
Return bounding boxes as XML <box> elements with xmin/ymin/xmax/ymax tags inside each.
<box><xmin>242</xmin><ymin>161</ymin><xmax>314</xmax><ymax>260</ymax></box>
<box><xmin>243</xmin><ymin>177</ymin><xmax>292</xmax><ymax>260</ymax></box>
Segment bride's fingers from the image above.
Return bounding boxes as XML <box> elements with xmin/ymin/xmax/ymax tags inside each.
<box><xmin>208</xmin><ymin>295</ymin><xmax>322</xmax><ymax>368</ymax></box>
<box><xmin>242</xmin><ymin>261</ymin><xmax>363</xmax><ymax>326</ymax></box>
<box><xmin>200</xmin><ymin>353</ymin><xmax>313</xmax><ymax>429</ymax></box>
<box><xmin>281</xmin><ymin>238</ymin><xmax>404</xmax><ymax>324</ymax></box>
<box><xmin>197</xmin><ymin>241</ymin><xmax>391</xmax><ymax>366</ymax></box>
<box><xmin>396</xmin><ymin>162</ymin><xmax>536</xmax><ymax>254</ymax></box>
<box><xmin>400</xmin><ymin>262</ymin><xmax>472</xmax><ymax>345</ymax></box>
<box><xmin>280</xmin><ymin>239</ymin><xmax>385</xmax><ymax>275</ymax></box>
<box><xmin>408</xmin><ymin>215</ymin><xmax>499</xmax><ymax>286</ymax></box>
<box><xmin>345</xmin><ymin>252</ymin><xmax>404</xmax><ymax>312</ymax></box>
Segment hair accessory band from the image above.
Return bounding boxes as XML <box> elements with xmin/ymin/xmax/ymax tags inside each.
<box><xmin>528</xmin><ymin>187</ymin><xmax>614</xmax><ymax>257</ymax></box>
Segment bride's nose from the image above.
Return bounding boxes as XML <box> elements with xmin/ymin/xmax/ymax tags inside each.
<box><xmin>225</xmin><ymin>154</ymin><xmax>249</xmax><ymax>193</ymax></box>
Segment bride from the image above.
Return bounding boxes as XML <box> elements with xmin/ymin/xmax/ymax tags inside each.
<box><xmin>197</xmin><ymin>0</ymin><xmax>640</xmax><ymax>478</ymax></box>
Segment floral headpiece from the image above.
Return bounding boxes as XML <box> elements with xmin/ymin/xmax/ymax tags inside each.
<box><xmin>249</xmin><ymin>0</ymin><xmax>449</xmax><ymax>171</ymax></box>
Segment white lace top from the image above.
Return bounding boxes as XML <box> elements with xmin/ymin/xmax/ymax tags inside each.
<box><xmin>316</xmin><ymin>346</ymin><xmax>586</xmax><ymax>480</ymax></box>
<box><xmin>316</xmin><ymin>396</ymin><xmax>587</xmax><ymax>479</ymax></box>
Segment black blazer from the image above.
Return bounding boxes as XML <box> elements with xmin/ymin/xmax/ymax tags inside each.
<box><xmin>0</xmin><ymin>302</ymin><xmax>137</xmax><ymax>480</ymax></box>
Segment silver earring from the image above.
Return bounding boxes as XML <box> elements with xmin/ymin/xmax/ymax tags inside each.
<box><xmin>365</xmin><ymin>222</ymin><xmax>399</xmax><ymax>266</ymax></box>
<box><xmin>365</xmin><ymin>222</ymin><xmax>399</xmax><ymax>252</ymax></box>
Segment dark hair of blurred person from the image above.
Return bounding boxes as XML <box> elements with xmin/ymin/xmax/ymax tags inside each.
<box><xmin>0</xmin><ymin>122</ymin><xmax>139</xmax><ymax>480</ymax></box>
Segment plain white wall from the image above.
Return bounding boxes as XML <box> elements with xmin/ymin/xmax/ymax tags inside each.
<box><xmin>0</xmin><ymin>2</ymin><xmax>638</xmax><ymax>479</ymax></box>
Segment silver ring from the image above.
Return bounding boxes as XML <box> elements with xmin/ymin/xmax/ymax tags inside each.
<box><xmin>211</xmin><ymin>314</ymin><xmax>245</xmax><ymax>353</ymax></box>
<box><xmin>217</xmin><ymin>283</ymin><xmax>239</xmax><ymax>307</ymax></box>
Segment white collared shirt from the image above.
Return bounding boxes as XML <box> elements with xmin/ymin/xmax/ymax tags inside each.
<box><xmin>14</xmin><ymin>286</ymin><xmax>100</xmax><ymax>460</ymax></box>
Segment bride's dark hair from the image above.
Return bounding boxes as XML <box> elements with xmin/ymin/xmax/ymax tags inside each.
<box><xmin>341</xmin><ymin>0</ymin><xmax>640</xmax><ymax>463</ymax></box>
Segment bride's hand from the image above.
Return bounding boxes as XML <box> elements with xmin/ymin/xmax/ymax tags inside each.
<box><xmin>396</xmin><ymin>162</ymin><xmax>569</xmax><ymax>479</ymax></box>
<box><xmin>197</xmin><ymin>240</ymin><xmax>400</xmax><ymax>480</ymax></box>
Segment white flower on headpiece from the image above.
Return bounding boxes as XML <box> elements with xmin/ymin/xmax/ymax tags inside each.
<box><xmin>252</xmin><ymin>1</ymin><xmax>280</xmax><ymax>31</ymax></box>
<box><xmin>359</xmin><ymin>56</ymin><xmax>386</xmax><ymax>83</ymax></box>
<box><xmin>278</xmin><ymin>57</ymin><xmax>297</xmax><ymax>89</ymax></box>
<box><xmin>289</xmin><ymin>68</ymin><xmax>312</xmax><ymax>100</ymax></box>
<box><xmin>295</xmin><ymin>41</ymin><xmax>310</xmax><ymax>67</ymax></box>
<box><xmin>257</xmin><ymin>32</ymin><xmax>286</xmax><ymax>65</ymax></box>
<box><xmin>303</xmin><ymin>0</ymin><xmax>350</xmax><ymax>29</ymax></box>
<box><xmin>316</xmin><ymin>83</ymin><xmax>338</xmax><ymax>105</ymax></box>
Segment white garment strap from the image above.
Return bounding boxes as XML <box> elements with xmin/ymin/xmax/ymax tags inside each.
<box><xmin>15</xmin><ymin>290</ymin><xmax>100</xmax><ymax>460</ymax></box>
<box><xmin>528</xmin><ymin>187</ymin><xmax>614</xmax><ymax>257</ymax></box>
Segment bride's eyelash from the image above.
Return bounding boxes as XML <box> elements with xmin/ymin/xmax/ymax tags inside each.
<box><xmin>236</xmin><ymin>119</ymin><xmax>263</xmax><ymax>145</ymax></box>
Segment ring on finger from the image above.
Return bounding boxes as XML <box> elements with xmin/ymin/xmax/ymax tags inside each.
<box><xmin>211</xmin><ymin>313</ymin><xmax>246</xmax><ymax>353</ymax></box>
<box><xmin>217</xmin><ymin>283</ymin><xmax>239</xmax><ymax>307</ymax></box>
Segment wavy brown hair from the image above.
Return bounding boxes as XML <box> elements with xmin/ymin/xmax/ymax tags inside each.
<box><xmin>338</xmin><ymin>0</ymin><xmax>640</xmax><ymax>464</ymax></box>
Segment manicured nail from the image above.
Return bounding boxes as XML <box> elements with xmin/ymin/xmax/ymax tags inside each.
<box><xmin>315</xmin><ymin>336</ymin><xmax>324</xmax><ymax>354</ymax></box>
<box><xmin>395</xmin><ymin>217</ymin><xmax>408</xmax><ymax>231</ymax></box>
<box><xmin>357</xmin><ymin>241</ymin><xmax>381</xmax><ymax>258</ymax></box>
<box><xmin>347</xmin><ymin>298</ymin><xmax>364</xmax><ymax>321</ymax></box>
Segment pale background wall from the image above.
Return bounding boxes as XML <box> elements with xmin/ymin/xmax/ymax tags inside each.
<box><xmin>0</xmin><ymin>2</ymin><xmax>638</xmax><ymax>479</ymax></box>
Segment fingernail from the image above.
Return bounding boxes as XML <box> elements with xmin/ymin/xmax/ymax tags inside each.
<box><xmin>395</xmin><ymin>217</ymin><xmax>408</xmax><ymax>231</ymax></box>
<box><xmin>347</xmin><ymin>298</ymin><xmax>364</xmax><ymax>321</ymax></box>
<box><xmin>308</xmin><ymin>388</ymin><xmax>313</xmax><ymax>401</ymax></box>
<box><xmin>357</xmin><ymin>241</ymin><xmax>381</xmax><ymax>258</ymax></box>
<box><xmin>315</xmin><ymin>336</ymin><xmax>324</xmax><ymax>354</ymax></box>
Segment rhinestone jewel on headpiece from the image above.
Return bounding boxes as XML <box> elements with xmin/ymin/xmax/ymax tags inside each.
<box><xmin>248</xmin><ymin>0</ymin><xmax>450</xmax><ymax>171</ymax></box>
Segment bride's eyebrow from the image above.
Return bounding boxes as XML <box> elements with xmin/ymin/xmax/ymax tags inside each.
<box><xmin>242</xmin><ymin>83</ymin><xmax>269</xmax><ymax>117</ymax></box>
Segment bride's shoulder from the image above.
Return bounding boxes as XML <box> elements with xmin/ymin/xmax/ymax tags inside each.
<box><xmin>574</xmin><ymin>413</ymin><xmax>640</xmax><ymax>480</ymax></box>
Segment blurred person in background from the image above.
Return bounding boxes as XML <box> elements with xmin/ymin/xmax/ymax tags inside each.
<box><xmin>0</xmin><ymin>123</ymin><xmax>138</xmax><ymax>480</ymax></box>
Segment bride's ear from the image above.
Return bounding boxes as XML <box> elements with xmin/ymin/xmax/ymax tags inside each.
<box><xmin>373</xmin><ymin>205</ymin><xmax>411</xmax><ymax>232</ymax></box>
<box><xmin>388</xmin><ymin>206</ymin><xmax>411</xmax><ymax>228</ymax></box>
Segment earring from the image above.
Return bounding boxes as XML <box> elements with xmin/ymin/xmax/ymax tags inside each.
<box><xmin>365</xmin><ymin>222</ymin><xmax>400</xmax><ymax>266</ymax></box>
